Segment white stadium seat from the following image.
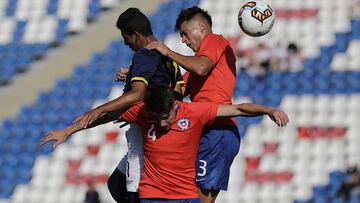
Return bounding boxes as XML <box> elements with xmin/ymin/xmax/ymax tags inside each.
<box><xmin>310</xmin><ymin>170</ymin><xmax>329</xmax><ymax>186</ymax></box>
<box><xmin>259</xmin><ymin>184</ymin><xmax>276</xmax><ymax>202</ymax></box>
<box><xmin>42</xmin><ymin>189</ymin><xmax>61</xmax><ymax>203</ymax></box>
<box><xmin>68</xmin><ymin>145</ymin><xmax>87</xmax><ymax>160</ymax></box>
<box><xmin>240</xmin><ymin>183</ymin><xmax>259</xmax><ymax>202</ymax></box>
<box><xmin>275</xmin><ymin>155</ymin><xmax>293</xmax><ymax>172</ymax></box>
<box><xmin>53</xmin><ymin>143</ymin><xmax>71</xmax><ymax>160</ymax></box>
<box><xmin>14</xmin><ymin>0</ymin><xmax>31</xmax><ymax>20</ymax></box>
<box><xmin>330</xmin><ymin>53</ymin><xmax>348</xmax><ymax>71</ymax></box>
<box><xmin>27</xmin><ymin>187</ymin><xmax>44</xmax><ymax>203</ymax></box>
<box><xmin>108</xmin><ymin>86</ymin><xmax>124</xmax><ymax>100</ymax></box>
<box><xmin>258</xmin><ymin>155</ymin><xmax>276</xmax><ymax>173</ymax></box>
<box><xmin>79</xmin><ymin>157</ymin><xmax>98</xmax><ymax>174</ymax></box>
<box><xmin>293</xmin><ymin>185</ymin><xmax>312</xmax><ymax>201</ymax></box>
<box><xmin>37</xmin><ymin>16</ymin><xmax>58</xmax><ymax>43</ymax></box>
<box><xmin>245</xmin><ymin>125</ymin><xmax>264</xmax><ymax>143</ymax></box>
<box><xmin>32</xmin><ymin>156</ymin><xmax>50</xmax><ymax>178</ymax></box>
<box><xmin>48</xmin><ymin>159</ymin><xmax>67</xmax><ymax>177</ymax></box>
<box><xmin>59</xmin><ymin>186</ymin><xmax>78</xmax><ymax>203</ymax></box>
<box><xmin>11</xmin><ymin>184</ymin><xmax>30</xmax><ymax>203</ymax></box>
<box><xmin>311</xmin><ymin>139</ymin><xmax>329</xmax><ymax>158</ymax></box>
<box><xmin>328</xmin><ymin>155</ymin><xmax>346</xmax><ymax>171</ymax></box>
<box><xmin>278</xmin><ymin>126</ymin><xmax>297</xmax><ymax>146</ymax></box>
<box><xmin>23</xmin><ymin>18</ymin><xmax>41</xmax><ymax>43</ymax></box>
<box><xmin>0</xmin><ymin>18</ymin><xmax>15</xmax><ymax>44</ymax></box>
<box><xmin>275</xmin><ymin>183</ymin><xmax>293</xmax><ymax>202</ymax></box>
<box><xmin>241</xmin><ymin>141</ymin><xmax>263</xmax><ymax>157</ymax></box>
<box><xmin>87</xmin><ymin>126</ymin><xmax>106</xmax><ymax>145</ymax></box>
<box><xmin>100</xmin><ymin>0</ymin><xmax>119</xmax><ymax>8</ymax></box>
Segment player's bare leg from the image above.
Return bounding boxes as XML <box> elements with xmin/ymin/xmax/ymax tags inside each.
<box><xmin>197</xmin><ymin>187</ymin><xmax>220</xmax><ymax>203</ymax></box>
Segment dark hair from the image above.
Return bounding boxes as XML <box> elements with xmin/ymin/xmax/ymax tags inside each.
<box><xmin>144</xmin><ymin>86</ymin><xmax>175</xmax><ymax>121</ymax></box>
<box><xmin>175</xmin><ymin>6</ymin><xmax>212</xmax><ymax>32</ymax></box>
<box><xmin>116</xmin><ymin>8</ymin><xmax>153</xmax><ymax>36</ymax></box>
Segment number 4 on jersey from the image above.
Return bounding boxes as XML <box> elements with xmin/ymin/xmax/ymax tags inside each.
<box><xmin>147</xmin><ymin>124</ymin><xmax>156</xmax><ymax>141</ymax></box>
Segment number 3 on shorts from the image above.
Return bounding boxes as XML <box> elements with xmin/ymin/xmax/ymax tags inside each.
<box><xmin>197</xmin><ymin>160</ymin><xmax>207</xmax><ymax>176</ymax></box>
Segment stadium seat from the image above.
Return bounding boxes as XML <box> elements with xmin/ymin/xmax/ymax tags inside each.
<box><xmin>58</xmin><ymin>186</ymin><xmax>77</xmax><ymax>203</ymax></box>
<box><xmin>294</xmin><ymin>185</ymin><xmax>312</xmax><ymax>202</ymax></box>
<box><xmin>240</xmin><ymin>183</ymin><xmax>259</xmax><ymax>202</ymax></box>
<box><xmin>27</xmin><ymin>187</ymin><xmax>45</xmax><ymax>203</ymax></box>
<box><xmin>258</xmin><ymin>155</ymin><xmax>276</xmax><ymax>173</ymax></box>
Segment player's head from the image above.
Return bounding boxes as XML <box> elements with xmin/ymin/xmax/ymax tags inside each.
<box><xmin>175</xmin><ymin>6</ymin><xmax>212</xmax><ymax>52</ymax></box>
<box><xmin>116</xmin><ymin>8</ymin><xmax>153</xmax><ymax>51</ymax></box>
<box><xmin>144</xmin><ymin>86</ymin><xmax>177</xmax><ymax>131</ymax></box>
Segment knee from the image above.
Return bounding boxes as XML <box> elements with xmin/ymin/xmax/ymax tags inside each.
<box><xmin>197</xmin><ymin>188</ymin><xmax>220</xmax><ymax>203</ymax></box>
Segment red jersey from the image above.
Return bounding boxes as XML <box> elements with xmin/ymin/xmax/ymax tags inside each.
<box><xmin>121</xmin><ymin>101</ymin><xmax>218</xmax><ymax>199</ymax></box>
<box><xmin>186</xmin><ymin>34</ymin><xmax>237</xmax><ymax>126</ymax></box>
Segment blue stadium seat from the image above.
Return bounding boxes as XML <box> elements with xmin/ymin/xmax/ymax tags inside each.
<box><xmin>320</xmin><ymin>46</ymin><xmax>333</xmax><ymax>57</ymax></box>
<box><xmin>0</xmin><ymin>184</ymin><xmax>14</xmax><ymax>199</ymax></box>
<box><xmin>313</xmin><ymin>185</ymin><xmax>330</xmax><ymax>198</ymax></box>
<box><xmin>47</xmin><ymin>0</ymin><xmax>58</xmax><ymax>15</ymax></box>
<box><xmin>350</xmin><ymin>20</ymin><xmax>360</xmax><ymax>39</ymax></box>
<box><xmin>349</xmin><ymin>197</ymin><xmax>360</xmax><ymax>203</ymax></box>
<box><xmin>55</xmin><ymin>19</ymin><xmax>68</xmax><ymax>44</ymax></box>
<box><xmin>294</xmin><ymin>200</ymin><xmax>310</xmax><ymax>203</ymax></box>
<box><xmin>335</xmin><ymin>33</ymin><xmax>350</xmax><ymax>52</ymax></box>
<box><xmin>88</xmin><ymin>0</ymin><xmax>100</xmax><ymax>20</ymax></box>
<box><xmin>313</xmin><ymin>197</ymin><xmax>331</xmax><ymax>203</ymax></box>
<box><xmin>5</xmin><ymin>0</ymin><xmax>17</xmax><ymax>16</ymax></box>
<box><xmin>332</xmin><ymin>198</ymin><xmax>346</xmax><ymax>203</ymax></box>
<box><xmin>13</xmin><ymin>21</ymin><xmax>26</xmax><ymax>42</ymax></box>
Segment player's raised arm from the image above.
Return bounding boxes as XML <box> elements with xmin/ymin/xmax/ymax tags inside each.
<box><xmin>41</xmin><ymin>110</ymin><xmax>122</xmax><ymax>148</ymax></box>
<box><xmin>40</xmin><ymin>124</ymin><xmax>81</xmax><ymax>148</ymax></box>
<box><xmin>73</xmin><ymin>81</ymin><xmax>147</xmax><ymax>129</ymax></box>
<box><xmin>146</xmin><ymin>41</ymin><xmax>214</xmax><ymax>76</ymax></box>
<box><xmin>216</xmin><ymin>103</ymin><xmax>289</xmax><ymax>127</ymax></box>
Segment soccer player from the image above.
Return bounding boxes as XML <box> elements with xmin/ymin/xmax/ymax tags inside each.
<box><xmin>72</xmin><ymin>8</ymin><xmax>183</xmax><ymax>203</ymax></box>
<box><xmin>146</xmin><ymin>6</ymin><xmax>252</xmax><ymax>203</ymax></box>
<box><xmin>41</xmin><ymin>85</ymin><xmax>289</xmax><ymax>203</ymax></box>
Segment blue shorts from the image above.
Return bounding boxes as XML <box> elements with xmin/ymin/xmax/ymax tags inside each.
<box><xmin>141</xmin><ymin>198</ymin><xmax>200</xmax><ymax>203</ymax></box>
<box><xmin>195</xmin><ymin>126</ymin><xmax>241</xmax><ymax>191</ymax></box>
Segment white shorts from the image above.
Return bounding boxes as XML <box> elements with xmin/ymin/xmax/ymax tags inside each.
<box><xmin>116</xmin><ymin>123</ymin><xmax>144</xmax><ymax>192</ymax></box>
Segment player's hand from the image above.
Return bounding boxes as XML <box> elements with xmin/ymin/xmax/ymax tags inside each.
<box><xmin>40</xmin><ymin>129</ymin><xmax>69</xmax><ymax>148</ymax></box>
<box><xmin>72</xmin><ymin>108</ymin><xmax>103</xmax><ymax>128</ymax></box>
<box><xmin>146</xmin><ymin>41</ymin><xmax>171</xmax><ymax>56</ymax></box>
<box><xmin>268</xmin><ymin>109</ymin><xmax>289</xmax><ymax>127</ymax></box>
<box><xmin>116</xmin><ymin>68</ymin><xmax>129</xmax><ymax>82</ymax></box>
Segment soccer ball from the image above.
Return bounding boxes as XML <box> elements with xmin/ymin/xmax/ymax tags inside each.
<box><xmin>238</xmin><ymin>1</ymin><xmax>275</xmax><ymax>37</ymax></box>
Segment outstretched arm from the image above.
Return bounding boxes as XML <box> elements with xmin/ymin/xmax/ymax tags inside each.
<box><xmin>41</xmin><ymin>110</ymin><xmax>122</xmax><ymax>148</ymax></box>
<box><xmin>217</xmin><ymin>103</ymin><xmax>289</xmax><ymax>127</ymax></box>
<box><xmin>73</xmin><ymin>82</ymin><xmax>146</xmax><ymax>128</ymax></box>
<box><xmin>146</xmin><ymin>41</ymin><xmax>214</xmax><ymax>76</ymax></box>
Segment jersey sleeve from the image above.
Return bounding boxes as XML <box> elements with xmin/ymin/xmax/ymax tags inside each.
<box><xmin>121</xmin><ymin>103</ymin><xmax>144</xmax><ymax>123</ymax></box>
<box><xmin>195</xmin><ymin>34</ymin><xmax>227</xmax><ymax>65</ymax></box>
<box><xmin>192</xmin><ymin>102</ymin><xmax>219</xmax><ymax>126</ymax></box>
<box><xmin>131</xmin><ymin>49</ymin><xmax>160</xmax><ymax>85</ymax></box>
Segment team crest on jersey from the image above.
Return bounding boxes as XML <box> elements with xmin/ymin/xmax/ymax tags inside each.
<box><xmin>177</xmin><ymin>118</ymin><xmax>190</xmax><ymax>131</ymax></box>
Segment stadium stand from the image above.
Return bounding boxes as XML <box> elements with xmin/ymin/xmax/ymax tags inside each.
<box><xmin>0</xmin><ymin>0</ymin><xmax>119</xmax><ymax>85</ymax></box>
<box><xmin>0</xmin><ymin>0</ymin><xmax>359</xmax><ymax>202</ymax></box>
